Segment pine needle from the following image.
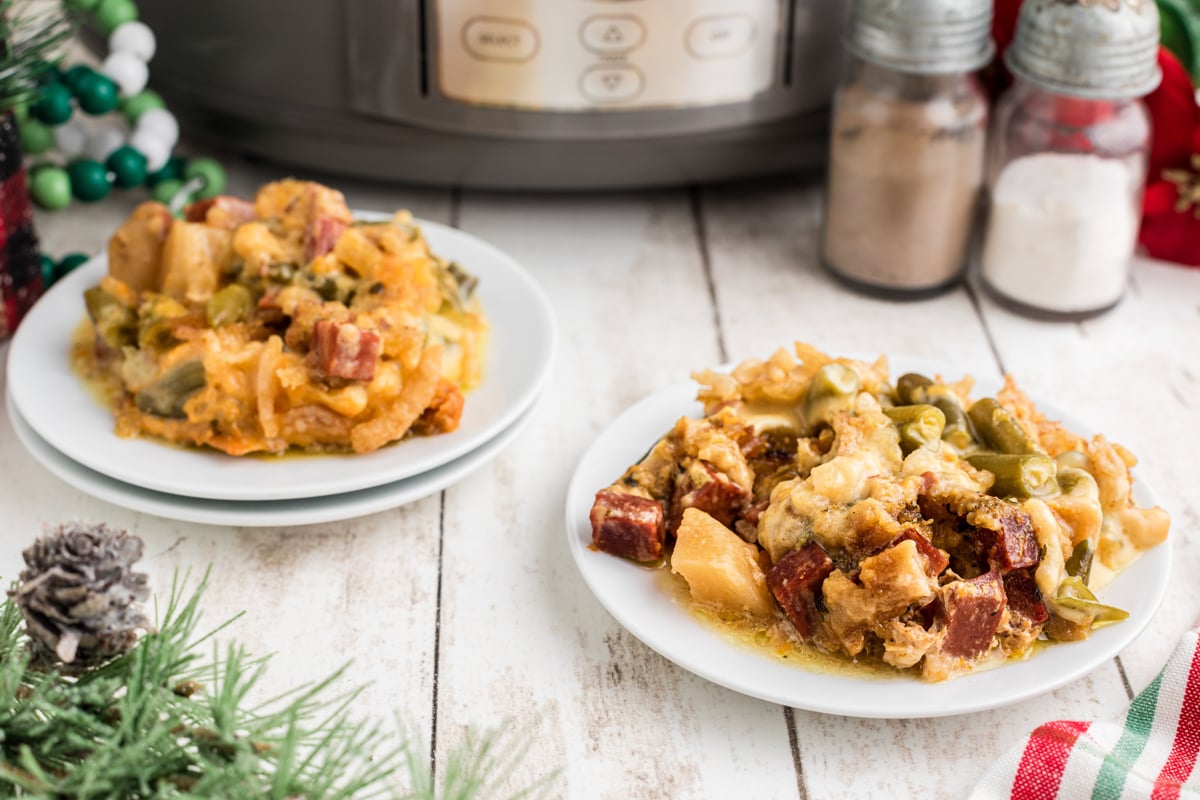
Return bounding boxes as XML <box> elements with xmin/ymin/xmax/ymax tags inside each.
<box><xmin>0</xmin><ymin>572</ymin><xmax>558</xmax><ymax>799</ymax></box>
<box><xmin>0</xmin><ymin>1</ymin><xmax>75</xmax><ymax>112</ymax></box>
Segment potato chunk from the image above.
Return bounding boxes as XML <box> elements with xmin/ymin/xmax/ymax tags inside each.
<box><xmin>159</xmin><ymin>221</ymin><xmax>233</xmax><ymax>303</ymax></box>
<box><xmin>671</xmin><ymin>508</ymin><xmax>774</xmax><ymax>618</ymax></box>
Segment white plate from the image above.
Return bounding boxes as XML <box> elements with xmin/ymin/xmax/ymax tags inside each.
<box><xmin>7</xmin><ymin>217</ymin><xmax>556</xmax><ymax>501</ymax></box>
<box><xmin>565</xmin><ymin>364</ymin><xmax>1172</xmax><ymax>718</ymax></box>
<box><xmin>8</xmin><ymin>377</ymin><xmax>537</xmax><ymax>528</ymax></box>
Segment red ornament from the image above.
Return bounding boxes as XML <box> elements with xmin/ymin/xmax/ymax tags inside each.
<box><xmin>0</xmin><ymin>113</ymin><xmax>44</xmax><ymax>339</ymax></box>
<box><xmin>1138</xmin><ymin>49</ymin><xmax>1200</xmax><ymax>267</ymax></box>
<box><xmin>991</xmin><ymin>0</ymin><xmax>1200</xmax><ymax>267</ymax></box>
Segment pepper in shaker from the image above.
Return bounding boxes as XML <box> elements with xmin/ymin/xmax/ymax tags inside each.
<box><xmin>820</xmin><ymin>0</ymin><xmax>994</xmax><ymax>297</ymax></box>
<box><xmin>979</xmin><ymin>0</ymin><xmax>1162</xmax><ymax>320</ymax></box>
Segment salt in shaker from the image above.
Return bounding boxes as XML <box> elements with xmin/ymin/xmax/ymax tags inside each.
<box><xmin>980</xmin><ymin>0</ymin><xmax>1161</xmax><ymax>319</ymax></box>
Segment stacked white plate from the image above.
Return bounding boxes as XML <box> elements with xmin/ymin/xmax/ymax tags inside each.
<box><xmin>6</xmin><ymin>220</ymin><xmax>557</xmax><ymax>527</ymax></box>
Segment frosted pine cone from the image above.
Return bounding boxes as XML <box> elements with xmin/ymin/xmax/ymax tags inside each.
<box><xmin>12</xmin><ymin>522</ymin><xmax>151</xmax><ymax>667</ymax></box>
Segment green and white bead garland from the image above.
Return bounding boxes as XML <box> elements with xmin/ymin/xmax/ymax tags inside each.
<box><xmin>19</xmin><ymin>0</ymin><xmax>226</xmax><ymax>213</ymax></box>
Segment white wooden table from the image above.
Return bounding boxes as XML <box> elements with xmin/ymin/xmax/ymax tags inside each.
<box><xmin>2</xmin><ymin>159</ymin><xmax>1197</xmax><ymax>799</ymax></box>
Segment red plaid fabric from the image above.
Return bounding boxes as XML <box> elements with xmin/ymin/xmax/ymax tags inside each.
<box><xmin>0</xmin><ymin>112</ymin><xmax>43</xmax><ymax>340</ymax></box>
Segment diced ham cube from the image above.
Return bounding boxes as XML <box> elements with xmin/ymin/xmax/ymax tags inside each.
<box><xmin>888</xmin><ymin>529</ymin><xmax>949</xmax><ymax>577</ymax></box>
<box><xmin>309</xmin><ymin>319</ymin><xmax>381</xmax><ymax>381</ymax></box>
<box><xmin>307</xmin><ymin>215</ymin><xmax>349</xmax><ymax>259</ymax></box>
<box><xmin>668</xmin><ymin>460</ymin><xmax>751</xmax><ymax>535</ymax></box>
<box><xmin>768</xmin><ymin>542</ymin><xmax>835</xmax><ymax>640</ymax></box>
<box><xmin>590</xmin><ymin>490</ymin><xmax>665</xmax><ymax>563</ymax></box>
<box><xmin>1002</xmin><ymin>569</ymin><xmax>1049</xmax><ymax>625</ymax></box>
<box><xmin>937</xmin><ymin>571</ymin><xmax>1007</xmax><ymax>659</ymax></box>
<box><xmin>974</xmin><ymin>508</ymin><xmax>1039</xmax><ymax>571</ymax></box>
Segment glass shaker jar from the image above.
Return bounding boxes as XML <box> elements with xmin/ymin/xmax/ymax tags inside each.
<box><xmin>821</xmin><ymin>0</ymin><xmax>993</xmax><ymax>297</ymax></box>
<box><xmin>979</xmin><ymin>0</ymin><xmax>1162</xmax><ymax>319</ymax></box>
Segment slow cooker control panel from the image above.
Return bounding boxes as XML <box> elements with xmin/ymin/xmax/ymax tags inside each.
<box><xmin>435</xmin><ymin>0</ymin><xmax>779</xmax><ymax>111</ymax></box>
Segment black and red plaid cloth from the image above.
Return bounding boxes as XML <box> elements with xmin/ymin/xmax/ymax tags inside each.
<box><xmin>0</xmin><ymin>112</ymin><xmax>42</xmax><ymax>340</ymax></box>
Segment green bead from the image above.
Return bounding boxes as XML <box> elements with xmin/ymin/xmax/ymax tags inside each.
<box><xmin>58</xmin><ymin>252</ymin><xmax>90</xmax><ymax>276</ymax></box>
<box><xmin>19</xmin><ymin>119</ymin><xmax>54</xmax><ymax>155</ymax></box>
<box><xmin>152</xmin><ymin>178</ymin><xmax>188</xmax><ymax>205</ymax></box>
<box><xmin>12</xmin><ymin>102</ymin><xmax>28</xmax><ymax>121</ymax></box>
<box><xmin>106</xmin><ymin>145</ymin><xmax>147</xmax><ymax>188</ymax></box>
<box><xmin>66</xmin><ymin>0</ymin><xmax>101</xmax><ymax>9</ymax></box>
<box><xmin>67</xmin><ymin>160</ymin><xmax>112</xmax><ymax>202</ymax></box>
<box><xmin>30</xmin><ymin>165</ymin><xmax>71</xmax><ymax>210</ymax></box>
<box><xmin>38</xmin><ymin>254</ymin><xmax>56</xmax><ymax>285</ymax></box>
<box><xmin>63</xmin><ymin>64</ymin><xmax>95</xmax><ymax>93</ymax></box>
<box><xmin>76</xmin><ymin>73</ymin><xmax>119</xmax><ymax>115</ymax></box>
<box><xmin>146</xmin><ymin>155</ymin><xmax>185</xmax><ymax>186</ymax></box>
<box><xmin>184</xmin><ymin>158</ymin><xmax>226</xmax><ymax>199</ymax></box>
<box><xmin>32</xmin><ymin>84</ymin><xmax>73</xmax><ymax>126</ymax></box>
<box><xmin>121</xmin><ymin>90</ymin><xmax>165</xmax><ymax>125</ymax></box>
<box><xmin>95</xmin><ymin>0</ymin><xmax>138</xmax><ymax>36</ymax></box>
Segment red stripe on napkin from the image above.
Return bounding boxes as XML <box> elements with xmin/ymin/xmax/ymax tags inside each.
<box><xmin>1150</xmin><ymin>646</ymin><xmax>1200</xmax><ymax>800</ymax></box>
<box><xmin>1012</xmin><ymin>720</ymin><xmax>1092</xmax><ymax>799</ymax></box>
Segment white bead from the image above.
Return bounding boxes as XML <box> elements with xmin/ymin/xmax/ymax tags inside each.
<box><xmin>53</xmin><ymin>120</ymin><xmax>88</xmax><ymax>159</ymax></box>
<box><xmin>109</xmin><ymin>21</ymin><xmax>156</xmax><ymax>62</ymax></box>
<box><xmin>85</xmin><ymin>127</ymin><xmax>125</xmax><ymax>162</ymax></box>
<box><xmin>136</xmin><ymin>108</ymin><xmax>179</xmax><ymax>147</ymax></box>
<box><xmin>129</xmin><ymin>128</ymin><xmax>171</xmax><ymax>172</ymax></box>
<box><xmin>102</xmin><ymin>51</ymin><xmax>149</xmax><ymax>96</ymax></box>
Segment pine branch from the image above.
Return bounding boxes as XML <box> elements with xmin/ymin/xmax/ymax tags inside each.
<box><xmin>0</xmin><ymin>570</ymin><xmax>558</xmax><ymax>799</ymax></box>
<box><xmin>0</xmin><ymin>0</ymin><xmax>75</xmax><ymax>112</ymax></box>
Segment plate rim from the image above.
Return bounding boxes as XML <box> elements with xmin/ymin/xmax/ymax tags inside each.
<box><xmin>7</xmin><ymin>217</ymin><xmax>557</xmax><ymax>501</ymax></box>
<box><xmin>7</xmin><ymin>385</ymin><xmax>538</xmax><ymax>527</ymax></box>
<box><xmin>564</xmin><ymin>365</ymin><xmax>1173</xmax><ymax>718</ymax></box>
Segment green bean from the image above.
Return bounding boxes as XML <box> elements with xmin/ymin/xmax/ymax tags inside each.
<box><xmin>1056</xmin><ymin>466</ymin><xmax>1097</xmax><ymax>496</ymax></box>
<box><xmin>83</xmin><ymin>286</ymin><xmax>136</xmax><ymax>349</ymax></box>
<box><xmin>1065</xmin><ymin>540</ymin><xmax>1094</xmax><ymax>583</ymax></box>
<box><xmin>884</xmin><ymin>404</ymin><xmax>946</xmax><ymax>455</ymax></box>
<box><xmin>314</xmin><ymin>273</ymin><xmax>357</xmax><ymax>304</ymax></box>
<box><xmin>895</xmin><ymin>373</ymin><xmax>976</xmax><ymax>449</ymax></box>
<box><xmin>802</xmin><ymin>363</ymin><xmax>860</xmax><ymax>431</ymax></box>
<box><xmin>966</xmin><ymin>453</ymin><xmax>1057</xmax><ymax>498</ymax></box>
<box><xmin>267</xmin><ymin>262</ymin><xmax>296</xmax><ymax>284</ymax></box>
<box><xmin>138</xmin><ymin>319</ymin><xmax>179</xmax><ymax>350</ymax></box>
<box><xmin>925</xmin><ymin>386</ymin><xmax>976</xmax><ymax>450</ymax></box>
<box><xmin>206</xmin><ymin>284</ymin><xmax>254</xmax><ymax>327</ymax></box>
<box><xmin>896</xmin><ymin>373</ymin><xmax>933</xmax><ymax>405</ymax></box>
<box><xmin>134</xmin><ymin>360</ymin><xmax>207</xmax><ymax>419</ymax></box>
<box><xmin>137</xmin><ymin>296</ymin><xmax>189</xmax><ymax>351</ymax></box>
<box><xmin>967</xmin><ymin>398</ymin><xmax>1040</xmax><ymax>455</ymax></box>
<box><xmin>1055</xmin><ymin>576</ymin><xmax>1129</xmax><ymax>624</ymax></box>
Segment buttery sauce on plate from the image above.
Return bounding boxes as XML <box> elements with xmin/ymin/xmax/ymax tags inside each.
<box><xmin>653</xmin><ymin>566</ymin><xmax>901</xmax><ymax>681</ymax></box>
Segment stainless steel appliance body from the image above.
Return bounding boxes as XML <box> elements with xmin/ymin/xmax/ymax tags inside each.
<box><xmin>141</xmin><ymin>0</ymin><xmax>846</xmax><ymax>189</ymax></box>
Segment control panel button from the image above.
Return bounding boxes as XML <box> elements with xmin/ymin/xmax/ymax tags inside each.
<box><xmin>462</xmin><ymin>17</ymin><xmax>539</xmax><ymax>63</ymax></box>
<box><xmin>581</xmin><ymin>16</ymin><xmax>646</xmax><ymax>55</ymax></box>
<box><xmin>580</xmin><ymin>65</ymin><xmax>644</xmax><ymax>103</ymax></box>
<box><xmin>686</xmin><ymin>14</ymin><xmax>757</xmax><ymax>59</ymax></box>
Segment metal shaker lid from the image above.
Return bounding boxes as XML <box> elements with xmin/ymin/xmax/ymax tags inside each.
<box><xmin>1006</xmin><ymin>0</ymin><xmax>1162</xmax><ymax>99</ymax></box>
<box><xmin>844</xmin><ymin>0</ymin><xmax>995</xmax><ymax>74</ymax></box>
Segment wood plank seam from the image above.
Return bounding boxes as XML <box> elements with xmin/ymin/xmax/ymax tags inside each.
<box><xmin>784</xmin><ymin>707</ymin><xmax>809</xmax><ymax>800</ymax></box>
<box><xmin>689</xmin><ymin>187</ymin><xmax>729</xmax><ymax>364</ymax></box>
<box><xmin>429</xmin><ymin>187</ymin><xmax>464</xmax><ymax>784</ymax></box>
<box><xmin>430</xmin><ymin>490</ymin><xmax>447</xmax><ymax>785</ymax></box>
<box><xmin>963</xmin><ymin>281</ymin><xmax>1008</xmax><ymax>375</ymax></box>
<box><xmin>1116</xmin><ymin>658</ymin><xmax>1136</xmax><ymax>700</ymax></box>
<box><xmin>429</xmin><ymin>189</ymin><xmax>462</xmax><ymax>783</ymax></box>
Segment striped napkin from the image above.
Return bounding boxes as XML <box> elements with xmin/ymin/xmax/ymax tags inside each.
<box><xmin>971</xmin><ymin>621</ymin><xmax>1200</xmax><ymax>799</ymax></box>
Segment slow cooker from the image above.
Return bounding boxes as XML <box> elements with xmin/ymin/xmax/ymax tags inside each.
<box><xmin>141</xmin><ymin>0</ymin><xmax>847</xmax><ymax>189</ymax></box>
